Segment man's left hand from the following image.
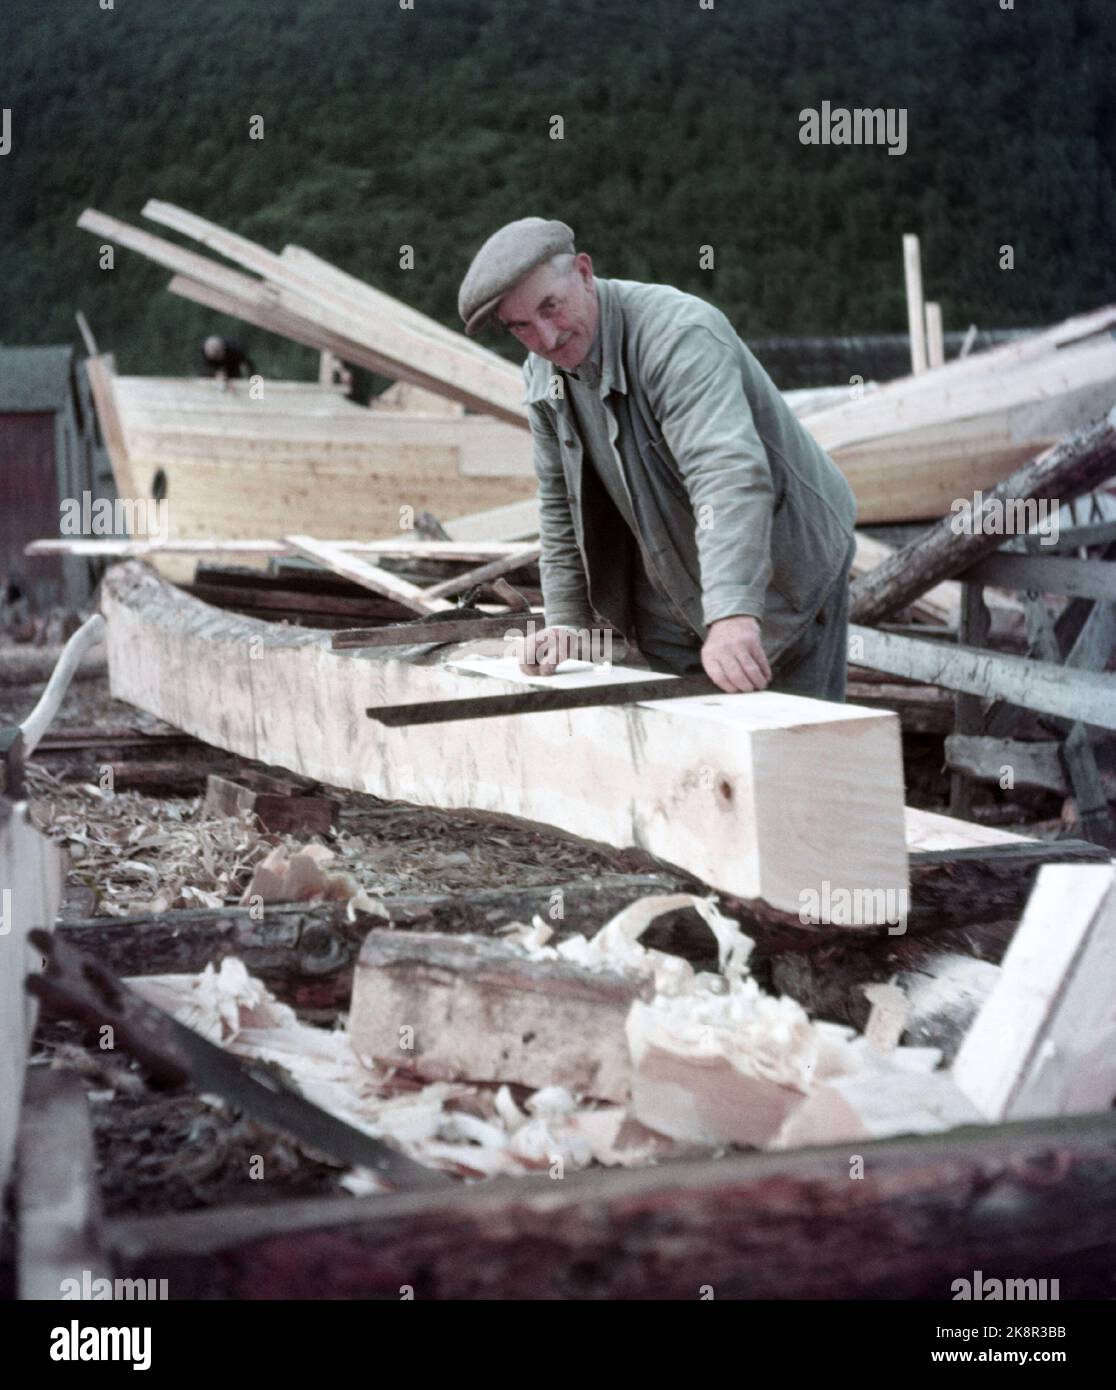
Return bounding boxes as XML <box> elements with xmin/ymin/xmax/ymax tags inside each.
<box><xmin>701</xmin><ymin>615</ymin><xmax>772</xmax><ymax>693</ymax></box>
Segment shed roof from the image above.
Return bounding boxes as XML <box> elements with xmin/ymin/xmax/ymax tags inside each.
<box><xmin>0</xmin><ymin>345</ymin><xmax>74</xmax><ymax>412</ymax></box>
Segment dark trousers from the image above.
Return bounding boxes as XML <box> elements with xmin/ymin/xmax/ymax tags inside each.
<box><xmin>636</xmin><ymin>538</ymin><xmax>855</xmax><ymax>703</ymax></box>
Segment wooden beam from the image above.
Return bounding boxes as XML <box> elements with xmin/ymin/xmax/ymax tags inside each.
<box><xmin>852</xmin><ymin>531</ymin><xmax>960</xmax><ymax>626</ymax></box>
<box><xmin>925</xmin><ymin>300</ymin><xmax>945</xmax><ymax>369</ymax></box>
<box><xmin>84</xmin><ymin>353</ymin><xmax>138</xmax><ymax>500</ymax></box>
<box><xmin>282</xmin><ymin>535</ymin><xmax>454</xmax><ymax>615</ymax></box>
<box><xmin>903</xmin><ymin>234</ymin><xmax>929</xmax><ymax>375</ymax></box>
<box><xmin>961</xmin><ymin>553</ymin><xmax>1116</xmax><ymax>601</ymax></box>
<box><xmin>74</xmin><ymin>310</ymin><xmax>99</xmax><ymax>358</ymax></box>
<box><xmin>849</xmin><ymin>624</ymin><xmax>1116</xmax><ymax>731</ymax></box>
<box><xmin>849</xmin><ymin>411</ymin><xmax>1116</xmax><ymax>624</ymax></box>
<box><xmin>104</xmin><ymin>1111</ymin><xmax>1116</xmax><ymax>1299</ymax></box>
<box><xmin>946</xmin><ymin>735</ymin><xmax>1082</xmax><ymax>793</ymax></box>
<box><xmin>100</xmin><ymin>563</ymin><xmax>910</xmax><ymax>918</ymax></box>
<box><xmin>954</xmin><ymin>865</ymin><xmax>1116</xmax><ymax>1121</ymax></box>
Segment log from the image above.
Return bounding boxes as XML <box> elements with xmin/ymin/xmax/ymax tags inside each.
<box><xmin>55</xmin><ymin>873</ymin><xmax>697</xmax><ymax>1009</ymax></box>
<box><xmin>849</xmin><ymin>411</ymin><xmax>1116</xmax><ymax>624</ymax></box>
<box><xmin>348</xmin><ymin>931</ymin><xmax>651</xmax><ymax>1101</ymax></box>
<box><xmin>848</xmin><ymin>625</ymin><xmax>1116</xmax><ymax>730</ymax></box>
<box><xmin>953</xmin><ymin>864</ymin><xmax>1116</xmax><ymax>1121</ymax></box>
<box><xmin>100</xmin><ymin>564</ymin><xmax>910</xmax><ymax>918</ymax></box>
<box><xmin>105</xmin><ymin>1110</ymin><xmax>1116</xmax><ymax>1298</ymax></box>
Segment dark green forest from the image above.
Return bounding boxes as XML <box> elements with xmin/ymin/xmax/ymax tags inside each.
<box><xmin>1</xmin><ymin>0</ymin><xmax>1114</xmax><ymax>378</ymax></box>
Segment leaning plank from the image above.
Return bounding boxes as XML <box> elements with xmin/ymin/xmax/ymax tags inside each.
<box><xmin>0</xmin><ymin>804</ymin><xmax>64</xmax><ymax>1205</ymax></box>
<box><xmin>953</xmin><ymin>864</ymin><xmax>1116</xmax><ymax>1121</ymax></box>
<box><xmin>849</xmin><ymin>410</ymin><xmax>1116</xmax><ymax>624</ymax></box>
<box><xmin>849</xmin><ymin>625</ymin><xmax>1116</xmax><ymax>731</ymax></box>
<box><xmin>16</xmin><ymin>1069</ymin><xmax>111</xmax><ymax>1300</ymax></box>
<box><xmin>283</xmin><ymin>536</ymin><xmax>453</xmax><ymax>615</ymax></box>
<box><xmin>105</xmin><ymin>1111</ymin><xmax>1116</xmax><ymax>1299</ymax></box>
<box><xmin>100</xmin><ymin>563</ymin><xmax>909</xmax><ymax>918</ymax></box>
<box><xmin>142</xmin><ymin>201</ymin><xmax>529</xmax><ymax>427</ymax></box>
<box><xmin>423</xmin><ymin>544</ymin><xmax>541</xmax><ymax>600</ymax></box>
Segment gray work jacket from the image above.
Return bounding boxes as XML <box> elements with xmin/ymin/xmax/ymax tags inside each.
<box><xmin>522</xmin><ymin>277</ymin><xmax>858</xmax><ymax>661</ymax></box>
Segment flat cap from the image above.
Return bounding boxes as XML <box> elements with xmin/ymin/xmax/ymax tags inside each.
<box><xmin>458</xmin><ymin>217</ymin><xmax>575</xmax><ymax>335</ymax></box>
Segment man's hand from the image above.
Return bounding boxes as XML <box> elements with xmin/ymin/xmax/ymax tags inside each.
<box><xmin>701</xmin><ymin>615</ymin><xmax>772</xmax><ymax>693</ymax></box>
<box><xmin>519</xmin><ymin>625</ymin><xmax>586</xmax><ymax>676</ymax></box>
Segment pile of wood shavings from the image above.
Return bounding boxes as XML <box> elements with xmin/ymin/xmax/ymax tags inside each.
<box><xmin>27</xmin><ymin>765</ymin><xmax>283</xmax><ymax>915</ymax></box>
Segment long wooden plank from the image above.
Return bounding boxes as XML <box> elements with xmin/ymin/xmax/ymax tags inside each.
<box><xmin>27</xmin><ymin>538</ymin><xmax>529</xmax><ymax>560</ymax></box>
<box><xmin>282</xmin><ymin>536</ymin><xmax>454</xmax><ymax>615</ymax></box>
<box><xmin>100</xmin><ymin>563</ymin><xmax>909</xmax><ymax>918</ymax></box>
<box><xmin>850</xmin><ymin>624</ymin><xmax>1116</xmax><ymax>731</ymax></box>
<box><xmin>953</xmin><ymin>865</ymin><xmax>1116</xmax><ymax>1121</ymax></box>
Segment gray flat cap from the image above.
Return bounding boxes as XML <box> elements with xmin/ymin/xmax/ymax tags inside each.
<box><xmin>458</xmin><ymin>217</ymin><xmax>575</xmax><ymax>335</ymax></box>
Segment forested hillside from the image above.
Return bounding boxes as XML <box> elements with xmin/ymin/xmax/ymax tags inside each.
<box><xmin>1</xmin><ymin>0</ymin><xmax>1113</xmax><ymax>377</ymax></box>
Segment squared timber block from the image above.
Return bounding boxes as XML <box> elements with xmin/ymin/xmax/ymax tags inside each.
<box><xmin>348</xmin><ymin>930</ymin><xmax>652</xmax><ymax>1101</ymax></box>
<box><xmin>203</xmin><ymin>771</ymin><xmax>337</xmax><ymax>836</ymax></box>
<box><xmin>952</xmin><ymin>863</ymin><xmax>1116</xmax><ymax>1122</ymax></box>
<box><xmin>100</xmin><ymin>564</ymin><xmax>910</xmax><ymax>919</ymax></box>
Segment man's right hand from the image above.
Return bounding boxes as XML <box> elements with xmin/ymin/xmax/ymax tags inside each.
<box><xmin>519</xmin><ymin>625</ymin><xmax>585</xmax><ymax>676</ymax></box>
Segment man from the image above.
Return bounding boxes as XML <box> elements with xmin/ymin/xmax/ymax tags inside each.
<box><xmin>457</xmin><ymin>218</ymin><xmax>858</xmax><ymax>698</ymax></box>
<box><xmin>200</xmin><ymin>335</ymin><xmax>256</xmax><ymax>391</ymax></box>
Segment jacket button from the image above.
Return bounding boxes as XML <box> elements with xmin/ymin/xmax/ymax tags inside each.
<box><xmin>563</xmin><ymin>437</ymin><xmax>575</xmax><ymax>446</ymax></box>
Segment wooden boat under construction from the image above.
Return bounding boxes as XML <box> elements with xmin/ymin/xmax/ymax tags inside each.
<box><xmin>79</xmin><ymin>201</ymin><xmax>1116</xmax><ymax>540</ymax></box>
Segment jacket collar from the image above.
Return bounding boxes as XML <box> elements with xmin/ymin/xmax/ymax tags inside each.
<box><xmin>522</xmin><ymin>277</ymin><xmax>627</xmax><ymax>405</ymax></box>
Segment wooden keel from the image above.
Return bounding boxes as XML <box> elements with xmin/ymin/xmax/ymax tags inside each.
<box><xmin>99</xmin><ymin>563</ymin><xmax>909</xmax><ymax>920</ymax></box>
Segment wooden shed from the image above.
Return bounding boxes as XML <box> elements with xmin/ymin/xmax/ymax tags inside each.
<box><xmin>0</xmin><ymin>344</ymin><xmax>107</xmax><ymax>611</ymax></box>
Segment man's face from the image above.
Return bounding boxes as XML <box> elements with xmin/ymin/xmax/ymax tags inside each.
<box><xmin>496</xmin><ymin>253</ymin><xmax>598</xmax><ymax>370</ymax></box>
